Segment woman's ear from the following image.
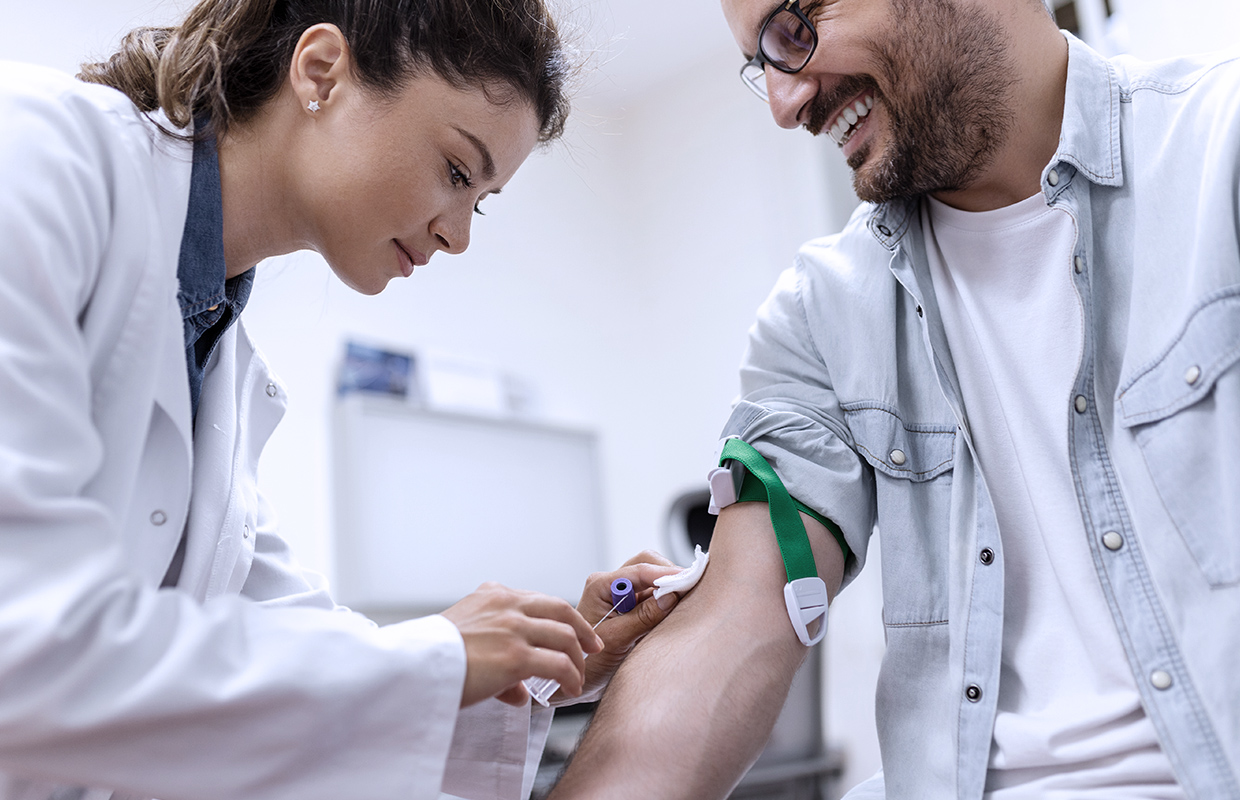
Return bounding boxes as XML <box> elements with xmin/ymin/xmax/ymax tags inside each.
<box><xmin>288</xmin><ymin>23</ymin><xmax>353</xmax><ymax>115</ymax></box>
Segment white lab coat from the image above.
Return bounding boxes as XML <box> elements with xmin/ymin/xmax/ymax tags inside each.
<box><xmin>0</xmin><ymin>62</ymin><xmax>549</xmax><ymax>800</ymax></box>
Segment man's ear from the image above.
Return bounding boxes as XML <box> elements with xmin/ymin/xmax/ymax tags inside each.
<box><xmin>288</xmin><ymin>23</ymin><xmax>354</xmax><ymax>114</ymax></box>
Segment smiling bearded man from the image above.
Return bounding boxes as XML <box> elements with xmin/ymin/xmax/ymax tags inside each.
<box><xmin>820</xmin><ymin>0</ymin><xmax>1018</xmax><ymax>202</ymax></box>
<box><xmin>547</xmin><ymin>0</ymin><xmax>1240</xmax><ymax>797</ymax></box>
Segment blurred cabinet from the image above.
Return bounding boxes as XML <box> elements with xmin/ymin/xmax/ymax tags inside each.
<box><xmin>331</xmin><ymin>395</ymin><xmax>606</xmax><ymax>616</ymax></box>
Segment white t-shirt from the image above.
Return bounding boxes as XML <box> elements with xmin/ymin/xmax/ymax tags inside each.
<box><xmin>922</xmin><ymin>193</ymin><xmax>1183</xmax><ymax>799</ymax></box>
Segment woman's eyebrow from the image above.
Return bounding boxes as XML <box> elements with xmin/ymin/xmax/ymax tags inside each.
<box><xmin>453</xmin><ymin>126</ymin><xmax>496</xmax><ymax>181</ymax></box>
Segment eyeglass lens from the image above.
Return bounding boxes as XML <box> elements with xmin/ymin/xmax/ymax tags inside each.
<box><xmin>761</xmin><ymin>7</ymin><xmax>815</xmax><ymax>71</ymax></box>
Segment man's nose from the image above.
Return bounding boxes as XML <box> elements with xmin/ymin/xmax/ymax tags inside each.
<box><xmin>766</xmin><ymin>67</ymin><xmax>816</xmax><ymax>130</ymax></box>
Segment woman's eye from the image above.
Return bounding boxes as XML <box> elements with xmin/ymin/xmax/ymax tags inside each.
<box><xmin>449</xmin><ymin>162</ymin><xmax>474</xmax><ymax>189</ymax></box>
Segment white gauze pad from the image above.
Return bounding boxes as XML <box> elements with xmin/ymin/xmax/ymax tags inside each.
<box><xmin>653</xmin><ymin>545</ymin><xmax>710</xmax><ymax>600</ymax></box>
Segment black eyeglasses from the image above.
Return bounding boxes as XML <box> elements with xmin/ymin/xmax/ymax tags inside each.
<box><xmin>739</xmin><ymin>0</ymin><xmax>820</xmax><ymax>102</ymax></box>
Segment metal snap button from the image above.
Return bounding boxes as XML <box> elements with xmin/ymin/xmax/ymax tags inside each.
<box><xmin>979</xmin><ymin>548</ymin><xmax>994</xmax><ymax>565</ymax></box>
<box><xmin>1150</xmin><ymin>670</ymin><xmax>1173</xmax><ymax>690</ymax></box>
<box><xmin>1102</xmin><ymin>531</ymin><xmax>1123</xmax><ymax>551</ymax></box>
<box><xmin>1074</xmin><ymin>256</ymin><xmax>1085</xmax><ymax>274</ymax></box>
<box><xmin>1074</xmin><ymin>395</ymin><xmax>1088</xmax><ymax>414</ymax></box>
<box><xmin>966</xmin><ymin>684</ymin><xmax>983</xmax><ymax>702</ymax></box>
<box><xmin>890</xmin><ymin>449</ymin><xmax>907</xmax><ymax>466</ymax></box>
<box><xmin>150</xmin><ymin>510</ymin><xmax>167</xmax><ymax>526</ymax></box>
<box><xmin>265</xmin><ymin>382</ymin><xmax>278</xmax><ymax>397</ymax></box>
<box><xmin>1184</xmin><ymin>365</ymin><xmax>1201</xmax><ymax>385</ymax></box>
<box><xmin>1048</xmin><ymin>169</ymin><xmax>1060</xmax><ymax>187</ymax></box>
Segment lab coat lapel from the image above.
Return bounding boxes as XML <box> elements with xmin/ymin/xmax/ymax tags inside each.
<box><xmin>176</xmin><ymin>321</ymin><xmax>284</xmax><ymax>602</ymax></box>
<box><xmin>176</xmin><ymin>324</ymin><xmax>244</xmax><ymax>602</ymax></box>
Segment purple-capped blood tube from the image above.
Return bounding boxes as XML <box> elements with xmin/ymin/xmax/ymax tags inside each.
<box><xmin>610</xmin><ymin>578</ymin><xmax>637</xmax><ymax>614</ymax></box>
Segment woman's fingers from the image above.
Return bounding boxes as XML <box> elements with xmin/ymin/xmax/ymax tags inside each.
<box><xmin>494</xmin><ymin>682</ymin><xmax>530</xmax><ymax>707</ymax></box>
<box><xmin>442</xmin><ymin>583</ymin><xmax>598</xmax><ymax>707</ymax></box>
<box><xmin>577</xmin><ymin>559</ymin><xmax>683</xmax><ymax>625</ymax></box>
<box><xmin>441</xmin><ymin>552</ymin><xmax>689</xmax><ymax>709</ymax></box>
<box><xmin>624</xmin><ymin>561</ymin><xmax>684</xmax><ymax>591</ymax></box>
<box><xmin>619</xmin><ymin>548</ymin><xmax>677</xmax><ymax>569</ymax></box>
<box><xmin>520</xmin><ymin>591</ymin><xmax>603</xmax><ymax>654</ymax></box>
<box><xmin>550</xmin><ymin>549</ymin><xmax>687</xmax><ymax>704</ymax></box>
<box><xmin>594</xmin><ymin>589</ymin><xmax>678</xmax><ymax>655</ymax></box>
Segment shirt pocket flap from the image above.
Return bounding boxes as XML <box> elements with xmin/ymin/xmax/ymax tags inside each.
<box><xmin>843</xmin><ymin>404</ymin><xmax>956</xmax><ymax>481</ymax></box>
<box><xmin>1117</xmin><ymin>287</ymin><xmax>1240</xmax><ymax>428</ymax></box>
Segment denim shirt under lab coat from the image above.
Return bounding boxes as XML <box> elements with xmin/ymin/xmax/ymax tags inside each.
<box><xmin>722</xmin><ymin>35</ymin><xmax>1240</xmax><ymax>799</ymax></box>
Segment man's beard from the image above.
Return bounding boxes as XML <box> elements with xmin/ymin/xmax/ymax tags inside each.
<box><xmin>808</xmin><ymin>0</ymin><xmax>1018</xmax><ymax>204</ymax></box>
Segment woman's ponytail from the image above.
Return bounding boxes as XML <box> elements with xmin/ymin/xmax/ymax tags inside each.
<box><xmin>79</xmin><ymin>0</ymin><xmax>283</xmax><ymax>135</ymax></box>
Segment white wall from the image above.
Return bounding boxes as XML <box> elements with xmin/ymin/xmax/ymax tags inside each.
<box><xmin>1111</xmin><ymin>0</ymin><xmax>1240</xmax><ymax>59</ymax></box>
<box><xmin>5</xmin><ymin>0</ymin><xmax>1235</xmax><ymax>796</ymax></box>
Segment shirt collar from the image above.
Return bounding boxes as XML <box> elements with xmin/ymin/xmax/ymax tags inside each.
<box><xmin>1052</xmin><ymin>32</ymin><xmax>1124</xmax><ymax>190</ymax></box>
<box><xmin>177</xmin><ymin>124</ymin><xmax>228</xmax><ymax>317</ymax></box>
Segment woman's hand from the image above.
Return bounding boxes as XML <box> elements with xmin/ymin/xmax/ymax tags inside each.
<box><xmin>554</xmin><ymin>550</ymin><xmax>683</xmax><ymax>704</ymax></box>
<box><xmin>442</xmin><ymin>582</ymin><xmax>603</xmax><ymax>708</ymax></box>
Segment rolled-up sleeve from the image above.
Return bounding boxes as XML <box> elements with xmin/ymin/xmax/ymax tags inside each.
<box><xmin>721</xmin><ymin>264</ymin><xmax>876</xmax><ymax>585</ymax></box>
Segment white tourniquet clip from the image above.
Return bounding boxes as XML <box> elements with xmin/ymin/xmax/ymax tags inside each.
<box><xmin>708</xmin><ymin>437</ymin><xmax>828</xmax><ymax>647</ymax></box>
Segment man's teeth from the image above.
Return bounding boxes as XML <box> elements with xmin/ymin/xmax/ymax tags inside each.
<box><xmin>830</xmin><ymin>94</ymin><xmax>875</xmax><ymax>145</ymax></box>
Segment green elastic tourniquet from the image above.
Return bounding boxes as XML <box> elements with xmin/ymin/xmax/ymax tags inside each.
<box><xmin>737</xmin><ymin>471</ymin><xmax>851</xmax><ymax>563</ymax></box>
<box><xmin>718</xmin><ymin>438</ymin><xmax>819</xmax><ymax>583</ymax></box>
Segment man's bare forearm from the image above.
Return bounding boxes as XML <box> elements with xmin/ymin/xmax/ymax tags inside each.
<box><xmin>549</xmin><ymin>503</ymin><xmax>844</xmax><ymax>799</ymax></box>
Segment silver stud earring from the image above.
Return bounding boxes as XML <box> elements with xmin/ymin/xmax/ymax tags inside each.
<box><xmin>307</xmin><ymin>99</ymin><xmax>320</xmax><ymax>112</ymax></box>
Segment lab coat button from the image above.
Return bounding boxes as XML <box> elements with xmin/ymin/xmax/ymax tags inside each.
<box><xmin>1102</xmin><ymin>531</ymin><xmax>1123</xmax><ymax>551</ymax></box>
<box><xmin>1074</xmin><ymin>256</ymin><xmax>1085</xmax><ymax>274</ymax></box>
<box><xmin>1074</xmin><ymin>395</ymin><xmax>1088</xmax><ymax>414</ymax></box>
<box><xmin>877</xmin><ymin>224</ymin><xmax>892</xmax><ymax>237</ymax></box>
<box><xmin>1151</xmin><ymin>670</ymin><xmax>1173</xmax><ymax>690</ymax></box>
<box><xmin>979</xmin><ymin>548</ymin><xmax>994</xmax><ymax>565</ymax></box>
<box><xmin>916</xmin><ymin>305</ymin><xmax>924</xmax><ymax>318</ymax></box>
<box><xmin>150</xmin><ymin>510</ymin><xmax>167</xmax><ymax>526</ymax></box>
<box><xmin>243</xmin><ymin>525</ymin><xmax>250</xmax><ymax>540</ymax></box>
<box><xmin>1184</xmin><ymin>365</ymin><xmax>1201</xmax><ymax>385</ymax></box>
<box><xmin>1048</xmin><ymin>169</ymin><xmax>1060</xmax><ymax>187</ymax></box>
<box><xmin>265</xmin><ymin>382</ymin><xmax>278</xmax><ymax>397</ymax></box>
<box><xmin>966</xmin><ymin>684</ymin><xmax>983</xmax><ymax>702</ymax></box>
<box><xmin>890</xmin><ymin>449</ymin><xmax>907</xmax><ymax>466</ymax></box>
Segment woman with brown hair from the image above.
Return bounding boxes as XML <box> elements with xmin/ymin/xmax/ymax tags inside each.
<box><xmin>0</xmin><ymin>0</ymin><xmax>679</xmax><ymax>797</ymax></box>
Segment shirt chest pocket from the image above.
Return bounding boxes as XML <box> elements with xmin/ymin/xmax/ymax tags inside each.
<box><xmin>844</xmin><ymin>404</ymin><xmax>957</xmax><ymax>626</ymax></box>
<box><xmin>1117</xmin><ymin>286</ymin><xmax>1240</xmax><ymax>588</ymax></box>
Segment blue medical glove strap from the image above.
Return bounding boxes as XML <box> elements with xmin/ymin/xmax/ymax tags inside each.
<box><xmin>718</xmin><ymin>438</ymin><xmax>819</xmax><ymax>583</ymax></box>
<box><xmin>736</xmin><ymin>471</ymin><xmax>850</xmax><ymax>562</ymax></box>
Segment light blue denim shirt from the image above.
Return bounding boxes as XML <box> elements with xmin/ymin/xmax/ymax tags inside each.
<box><xmin>722</xmin><ymin>35</ymin><xmax>1240</xmax><ymax>799</ymax></box>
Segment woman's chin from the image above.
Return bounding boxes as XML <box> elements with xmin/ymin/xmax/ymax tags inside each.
<box><xmin>331</xmin><ymin>265</ymin><xmax>391</xmax><ymax>296</ymax></box>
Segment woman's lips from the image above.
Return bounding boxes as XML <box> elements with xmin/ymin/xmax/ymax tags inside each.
<box><xmin>394</xmin><ymin>240</ymin><xmax>428</xmax><ymax>276</ymax></box>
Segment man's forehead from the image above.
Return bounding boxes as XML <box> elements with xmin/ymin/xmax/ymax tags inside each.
<box><xmin>722</xmin><ymin>0</ymin><xmax>782</xmax><ymax>48</ymax></box>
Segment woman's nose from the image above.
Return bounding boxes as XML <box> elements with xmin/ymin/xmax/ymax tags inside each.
<box><xmin>430</xmin><ymin>209</ymin><xmax>471</xmax><ymax>255</ymax></box>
